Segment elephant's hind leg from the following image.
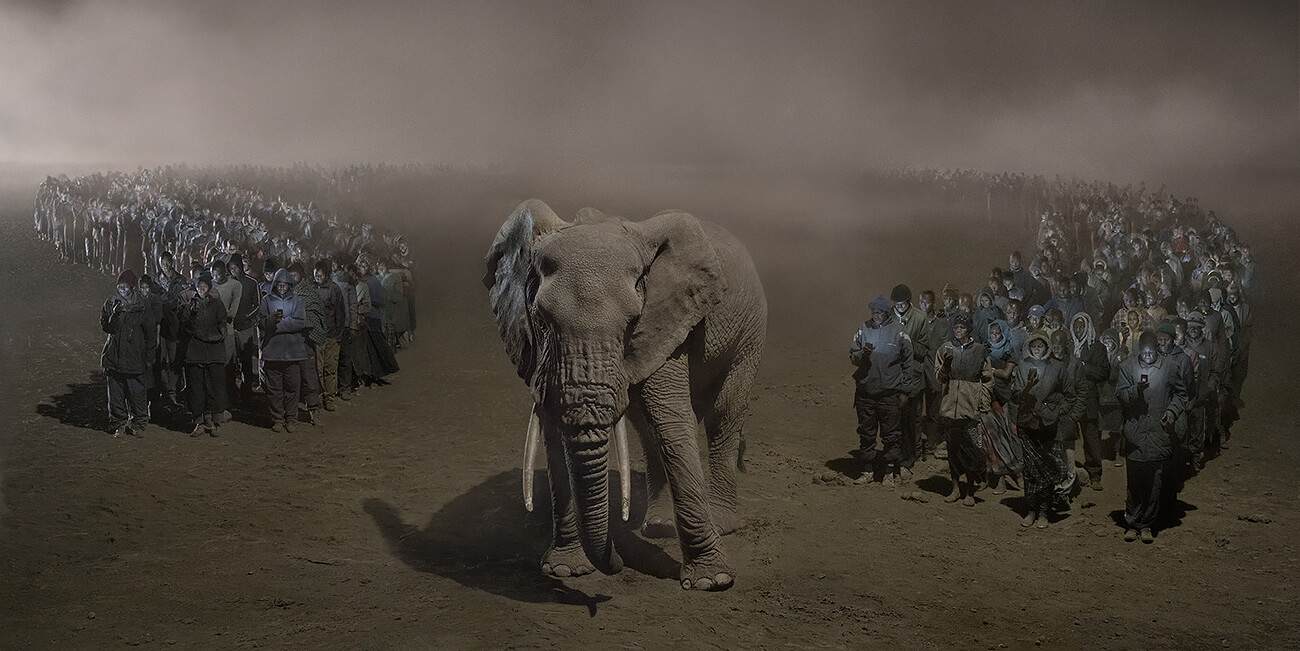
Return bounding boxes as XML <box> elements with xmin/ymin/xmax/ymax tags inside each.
<box><xmin>701</xmin><ymin>352</ymin><xmax>761</xmax><ymax>536</ymax></box>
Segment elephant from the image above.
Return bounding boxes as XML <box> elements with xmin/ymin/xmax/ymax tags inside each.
<box><xmin>483</xmin><ymin>199</ymin><xmax>767</xmax><ymax>591</ymax></box>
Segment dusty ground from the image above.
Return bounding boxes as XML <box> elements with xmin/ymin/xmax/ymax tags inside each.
<box><xmin>1</xmin><ymin>171</ymin><xmax>1298</xmax><ymax>649</ymax></box>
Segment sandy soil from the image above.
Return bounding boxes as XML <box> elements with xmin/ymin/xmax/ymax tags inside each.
<box><xmin>1</xmin><ymin>174</ymin><xmax>1298</xmax><ymax>649</ymax></box>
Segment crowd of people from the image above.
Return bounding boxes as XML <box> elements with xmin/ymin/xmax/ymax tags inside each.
<box><xmin>39</xmin><ymin>168</ymin><xmax>420</xmax><ymax>437</ymax></box>
<box><xmin>849</xmin><ymin>179</ymin><xmax>1255</xmax><ymax>544</ymax></box>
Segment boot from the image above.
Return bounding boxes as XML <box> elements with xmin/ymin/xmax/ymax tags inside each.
<box><xmin>962</xmin><ymin>479</ymin><xmax>976</xmax><ymax>507</ymax></box>
<box><xmin>991</xmin><ymin>475</ymin><xmax>1008</xmax><ymax>495</ymax></box>
<box><xmin>944</xmin><ymin>474</ymin><xmax>961</xmax><ymax>502</ymax></box>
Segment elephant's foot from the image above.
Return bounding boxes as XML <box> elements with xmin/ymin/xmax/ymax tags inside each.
<box><xmin>711</xmin><ymin>507</ymin><xmax>741</xmax><ymax>536</ymax></box>
<box><xmin>541</xmin><ymin>543</ymin><xmax>595</xmax><ymax>579</ymax></box>
<box><xmin>680</xmin><ymin>550</ymin><xmax>735</xmax><ymax>592</ymax></box>
<box><xmin>642</xmin><ymin>494</ymin><xmax>677</xmax><ymax>538</ymax></box>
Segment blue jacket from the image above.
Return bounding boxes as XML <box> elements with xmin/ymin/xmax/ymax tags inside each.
<box><xmin>258</xmin><ymin>270</ymin><xmax>310</xmax><ymax>362</ymax></box>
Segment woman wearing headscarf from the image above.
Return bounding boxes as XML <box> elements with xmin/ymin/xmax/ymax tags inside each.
<box><xmin>971</xmin><ymin>287</ymin><xmax>1005</xmax><ymax>344</ymax></box>
<box><xmin>1011</xmin><ymin>331</ymin><xmax>1074</xmax><ymax>528</ymax></box>
<box><xmin>1069</xmin><ymin>312</ymin><xmax>1111</xmax><ymax>489</ymax></box>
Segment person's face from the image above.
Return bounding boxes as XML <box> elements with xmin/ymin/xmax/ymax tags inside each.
<box><xmin>210</xmin><ymin>264</ymin><xmax>226</xmax><ymax>282</ymax></box>
<box><xmin>196</xmin><ymin>282</ymin><xmax>211</xmax><ymax>298</ymax></box>
<box><xmin>1027</xmin><ymin>315</ymin><xmax>1042</xmax><ymax>330</ymax></box>
<box><xmin>1139</xmin><ymin>344</ymin><xmax>1158</xmax><ymax>365</ymax></box>
<box><xmin>953</xmin><ymin>323</ymin><xmax>969</xmax><ymax>341</ymax></box>
<box><xmin>1222</xmin><ymin>268</ymin><xmax>1234</xmax><ymax>282</ymax></box>
<box><xmin>918</xmin><ymin>295</ymin><xmax>933</xmax><ymax>314</ymax></box>
<box><xmin>376</xmin><ymin>263</ymin><xmax>388</xmax><ymax>275</ymax></box>
<box><xmin>987</xmin><ymin>277</ymin><xmax>1000</xmax><ymax>291</ymax></box>
<box><xmin>1050</xmin><ymin>333</ymin><xmax>1068</xmax><ymax>359</ymax></box>
<box><xmin>159</xmin><ymin>256</ymin><xmax>174</xmax><ymax>273</ymax></box>
<box><xmin>137</xmin><ymin>280</ymin><xmax>151</xmax><ymax>296</ymax></box>
<box><xmin>1227</xmin><ymin>290</ymin><xmax>1240</xmax><ymax>305</ymax></box>
<box><xmin>313</xmin><ymin>268</ymin><xmax>327</xmax><ymax>284</ymax></box>
<box><xmin>275</xmin><ymin>281</ymin><xmax>291</xmax><ymax>296</ymax></box>
<box><xmin>1009</xmin><ymin>253</ymin><xmax>1021</xmax><ymax>270</ymax></box>
<box><xmin>958</xmin><ymin>296</ymin><xmax>973</xmax><ymax>312</ymax></box>
<box><xmin>988</xmin><ymin>324</ymin><xmax>1003</xmax><ymax>343</ymax></box>
<box><xmin>1030</xmin><ymin>266</ymin><xmax>1043</xmax><ymax>280</ymax></box>
<box><xmin>1124</xmin><ymin>293</ymin><xmax>1138</xmax><ymax>308</ymax></box>
<box><xmin>1187</xmin><ymin>324</ymin><xmax>1203</xmax><ymax>341</ymax></box>
<box><xmin>1006</xmin><ymin>303</ymin><xmax>1021</xmax><ymax>324</ymax></box>
<box><xmin>1174</xmin><ymin>324</ymin><xmax>1187</xmax><ymax>341</ymax></box>
<box><xmin>871</xmin><ymin>308</ymin><xmax>886</xmax><ymax>326</ymax></box>
<box><xmin>978</xmin><ymin>293</ymin><xmax>992</xmax><ymax>308</ymax></box>
<box><xmin>116</xmin><ymin>282</ymin><xmax>132</xmax><ymax>297</ymax></box>
<box><xmin>1145</xmin><ymin>293</ymin><xmax>1159</xmax><ymax>308</ymax></box>
<box><xmin>942</xmin><ymin>295</ymin><xmax>956</xmax><ymax>312</ymax></box>
<box><xmin>290</xmin><ymin>270</ymin><xmax>303</xmax><ymax>285</ymax></box>
<box><xmin>228</xmin><ymin>262</ymin><xmax>241</xmax><ymax>277</ymax></box>
<box><xmin>1029</xmin><ymin>340</ymin><xmax>1048</xmax><ymax>358</ymax></box>
<box><xmin>1072</xmin><ymin>318</ymin><xmax>1086</xmax><ymax>339</ymax></box>
<box><xmin>1002</xmin><ymin>277</ymin><xmax>1014</xmax><ymax>290</ymax></box>
<box><xmin>1176</xmin><ymin>300</ymin><xmax>1191</xmax><ymax>318</ymax></box>
<box><xmin>1045</xmin><ymin>314</ymin><xmax>1062</xmax><ymax>330</ymax></box>
<box><xmin>1126</xmin><ymin>312</ymin><xmax>1141</xmax><ymax>329</ymax></box>
<box><xmin>1156</xmin><ymin>332</ymin><xmax>1174</xmax><ymax>353</ymax></box>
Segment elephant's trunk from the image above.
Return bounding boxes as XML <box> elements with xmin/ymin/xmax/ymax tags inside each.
<box><xmin>564</xmin><ymin>426</ymin><xmax>623</xmax><ymax>575</ymax></box>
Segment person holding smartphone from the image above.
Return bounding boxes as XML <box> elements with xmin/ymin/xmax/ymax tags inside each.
<box><xmin>1010</xmin><ymin>331</ymin><xmax>1074</xmax><ymax>529</ymax></box>
<box><xmin>101</xmin><ymin>268</ymin><xmax>151</xmax><ymax>437</ymax></box>
<box><xmin>257</xmin><ymin>268</ymin><xmax>309</xmax><ymax>433</ymax></box>
<box><xmin>1115</xmin><ymin>332</ymin><xmax>1188</xmax><ymax>544</ymax></box>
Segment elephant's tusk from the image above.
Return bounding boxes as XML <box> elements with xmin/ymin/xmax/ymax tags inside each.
<box><xmin>522</xmin><ymin>405</ymin><xmax>540</xmax><ymax>512</ymax></box>
<box><xmin>615</xmin><ymin>416</ymin><xmax>631</xmax><ymax>522</ymax></box>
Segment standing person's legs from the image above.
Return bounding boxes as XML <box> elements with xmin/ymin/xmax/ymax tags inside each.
<box><xmin>1080</xmin><ymin>415</ymin><xmax>1103</xmax><ymax>486</ymax></box>
<box><xmin>159</xmin><ymin>338</ymin><xmax>180</xmax><ymax>404</ymax></box>
<box><xmin>853</xmin><ymin>387</ymin><xmax>880</xmax><ymax>479</ymax></box>
<box><xmin>234</xmin><ymin>327</ymin><xmax>257</xmax><ymax>400</ymax></box>
<box><xmin>285</xmin><ymin>360</ymin><xmax>303</xmax><ymax>423</ymax></box>
<box><xmin>336</xmin><ymin>329</ymin><xmax>354</xmax><ymax>398</ymax></box>
<box><xmin>1124</xmin><ymin>458</ymin><xmax>1163</xmax><ymax>539</ymax></box>
<box><xmin>878</xmin><ymin>393</ymin><xmax>905</xmax><ymax>482</ymax></box>
<box><xmin>106</xmin><ymin>371</ymin><xmax>129</xmax><ymax>434</ymax></box>
<box><xmin>899</xmin><ymin>393</ymin><xmax>921</xmax><ymax>469</ymax></box>
<box><xmin>125</xmin><ymin>373</ymin><xmax>149</xmax><ymax>435</ymax></box>
<box><xmin>318</xmin><ymin>337</ymin><xmax>339</xmax><ymax>409</ymax></box>
<box><xmin>264</xmin><ymin>361</ymin><xmax>287</xmax><ymax>427</ymax></box>
<box><xmin>184</xmin><ymin>364</ymin><xmax>207</xmax><ymax>428</ymax></box>
<box><xmin>300</xmin><ymin>346</ymin><xmax>322</xmax><ymax>414</ymax></box>
<box><xmin>209</xmin><ymin>363</ymin><xmax>228</xmax><ymax>421</ymax></box>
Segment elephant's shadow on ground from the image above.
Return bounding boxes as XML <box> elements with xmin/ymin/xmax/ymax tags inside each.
<box><xmin>364</xmin><ymin>469</ymin><xmax>679</xmax><ymax>607</ymax></box>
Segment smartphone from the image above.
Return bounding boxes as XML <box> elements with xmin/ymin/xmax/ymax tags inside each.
<box><xmin>276</xmin><ymin>308</ymin><xmax>284</xmax><ymax>318</ymax></box>
<box><xmin>1140</xmin><ymin>373</ymin><xmax>1149</xmax><ymax>383</ymax></box>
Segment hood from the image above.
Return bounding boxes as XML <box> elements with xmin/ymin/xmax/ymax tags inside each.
<box><xmin>272</xmin><ymin>268</ymin><xmax>296</xmax><ymax>287</ymax></box>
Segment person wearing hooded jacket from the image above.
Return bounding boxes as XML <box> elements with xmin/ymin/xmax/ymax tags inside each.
<box><xmin>1011</xmin><ymin>330</ymin><xmax>1074</xmax><ymax>528</ymax></box>
<box><xmin>891</xmin><ymin>283</ymin><xmax>929</xmax><ymax>472</ymax></box>
<box><xmin>850</xmin><ymin>294</ymin><xmax>914</xmax><ymax>487</ymax></box>
<box><xmin>1116</xmin><ymin>332</ymin><xmax>1189</xmax><ymax>543</ymax></box>
<box><xmin>102</xmin><ymin>268</ymin><xmax>152</xmax><ymax>437</ymax></box>
<box><xmin>1068</xmin><ymin>312</ymin><xmax>1111</xmax><ymax>489</ymax></box>
<box><xmin>258</xmin><ymin>268</ymin><xmax>309</xmax><ymax>433</ymax></box>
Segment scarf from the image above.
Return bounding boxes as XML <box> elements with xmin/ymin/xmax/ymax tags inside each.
<box><xmin>986</xmin><ymin>318</ymin><xmax>1013</xmax><ymax>361</ymax></box>
<box><xmin>1070</xmin><ymin>312</ymin><xmax>1096</xmax><ymax>357</ymax></box>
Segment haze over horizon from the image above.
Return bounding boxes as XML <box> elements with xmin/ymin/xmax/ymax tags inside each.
<box><xmin>2</xmin><ymin>1</ymin><xmax>1297</xmax><ymax>196</ymax></box>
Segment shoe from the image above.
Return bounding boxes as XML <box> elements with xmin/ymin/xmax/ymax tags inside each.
<box><xmin>944</xmin><ymin>488</ymin><xmax>961</xmax><ymax>503</ymax></box>
<box><xmin>127</xmin><ymin>423</ymin><xmax>145</xmax><ymax>438</ymax></box>
<box><xmin>962</xmin><ymin>495</ymin><xmax>975</xmax><ymax>507</ymax></box>
<box><xmin>271</xmin><ymin>421</ymin><xmax>286</xmax><ymax>434</ymax></box>
<box><xmin>898</xmin><ymin>467</ymin><xmax>913</xmax><ymax>484</ymax></box>
<box><xmin>1124</xmin><ymin>528</ymin><xmax>1139</xmax><ymax>542</ymax></box>
<box><xmin>218</xmin><ymin>410</ymin><xmax>232</xmax><ymax>424</ymax></box>
<box><xmin>881</xmin><ymin>470</ymin><xmax>898</xmax><ymax>489</ymax></box>
<box><xmin>338</xmin><ymin>391</ymin><xmax>353</xmax><ymax>401</ymax></box>
<box><xmin>1140</xmin><ymin>528</ymin><xmax>1154</xmax><ymax>544</ymax></box>
<box><xmin>852</xmin><ymin>474</ymin><xmax>874</xmax><ymax>486</ymax></box>
<box><xmin>1090</xmin><ymin>475</ymin><xmax>1104</xmax><ymax>491</ymax></box>
<box><xmin>1021</xmin><ymin>511</ymin><xmax>1037</xmax><ymax>528</ymax></box>
<box><xmin>991</xmin><ymin>476</ymin><xmax>1007</xmax><ymax>495</ymax></box>
<box><xmin>283</xmin><ymin>419</ymin><xmax>295</xmax><ymax>434</ymax></box>
<box><xmin>208</xmin><ymin>424</ymin><xmax>218</xmax><ymax>438</ymax></box>
<box><xmin>1035</xmin><ymin>512</ymin><xmax>1049</xmax><ymax>529</ymax></box>
<box><xmin>190</xmin><ymin>423</ymin><xmax>204</xmax><ymax>437</ymax></box>
<box><xmin>323</xmin><ymin>399</ymin><xmax>337</xmax><ymax>412</ymax></box>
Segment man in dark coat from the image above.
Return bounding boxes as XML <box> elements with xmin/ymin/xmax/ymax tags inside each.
<box><xmin>180</xmin><ymin>272</ymin><xmax>228</xmax><ymax>436</ymax></box>
<box><xmin>102</xmin><ymin>268</ymin><xmax>151</xmax><ymax>437</ymax></box>
<box><xmin>1117</xmin><ymin>332</ymin><xmax>1188</xmax><ymax>543</ymax></box>
<box><xmin>228</xmin><ymin>253</ymin><xmax>260</xmax><ymax>404</ymax></box>
<box><xmin>850</xmin><ymin>294</ymin><xmax>914</xmax><ymax>487</ymax></box>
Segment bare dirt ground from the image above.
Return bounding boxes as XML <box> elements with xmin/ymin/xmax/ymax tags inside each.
<box><xmin>1</xmin><ymin>172</ymin><xmax>1298</xmax><ymax>649</ymax></box>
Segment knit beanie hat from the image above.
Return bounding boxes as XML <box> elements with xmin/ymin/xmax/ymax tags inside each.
<box><xmin>117</xmin><ymin>269</ymin><xmax>137</xmax><ymax>286</ymax></box>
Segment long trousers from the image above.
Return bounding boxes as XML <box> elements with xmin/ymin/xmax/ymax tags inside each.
<box><xmin>316</xmin><ymin>337</ymin><xmax>340</xmax><ymax>398</ymax></box>
<box><xmin>263</xmin><ymin>361</ymin><xmax>302</xmax><ymax>424</ymax></box>
<box><xmin>337</xmin><ymin>329</ymin><xmax>355</xmax><ymax>393</ymax></box>
<box><xmin>184</xmin><ymin>363</ymin><xmax>227</xmax><ymax>424</ymax></box>
<box><xmin>1080</xmin><ymin>415</ymin><xmax>1103</xmax><ymax>479</ymax></box>
<box><xmin>300</xmin><ymin>345</ymin><xmax>323</xmax><ymax>409</ymax></box>
<box><xmin>1125</xmin><ymin>458</ymin><xmax>1167</xmax><ymax>531</ymax></box>
<box><xmin>106</xmin><ymin>370</ymin><xmax>149</xmax><ymax>430</ymax></box>
<box><xmin>158</xmin><ymin>338</ymin><xmax>181</xmax><ymax>397</ymax></box>
<box><xmin>854</xmin><ymin>388</ymin><xmax>903</xmax><ymax>466</ymax></box>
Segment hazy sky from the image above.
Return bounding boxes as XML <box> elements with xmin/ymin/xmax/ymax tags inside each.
<box><xmin>1</xmin><ymin>0</ymin><xmax>1296</xmax><ymax>182</ymax></box>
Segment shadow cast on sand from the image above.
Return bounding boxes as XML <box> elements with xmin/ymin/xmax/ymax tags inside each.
<box><xmin>37</xmin><ymin>370</ymin><xmax>273</xmax><ymax>434</ymax></box>
<box><xmin>364</xmin><ymin>469</ymin><xmax>679</xmax><ymax>610</ymax></box>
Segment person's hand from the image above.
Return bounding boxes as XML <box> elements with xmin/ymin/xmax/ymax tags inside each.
<box><xmin>1161</xmin><ymin>410</ymin><xmax>1176</xmax><ymax>426</ymax></box>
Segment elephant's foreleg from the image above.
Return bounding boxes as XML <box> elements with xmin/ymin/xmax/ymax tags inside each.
<box><xmin>541</xmin><ymin>419</ymin><xmax>594</xmax><ymax>578</ymax></box>
<box><xmin>628</xmin><ymin>397</ymin><xmax>676</xmax><ymax>538</ymax></box>
<box><xmin>641</xmin><ymin>352</ymin><xmax>733</xmax><ymax>591</ymax></box>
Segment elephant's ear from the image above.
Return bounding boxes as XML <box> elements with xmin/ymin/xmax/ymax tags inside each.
<box><xmin>484</xmin><ymin>199</ymin><xmax>569</xmax><ymax>383</ymax></box>
<box><xmin>624</xmin><ymin>210</ymin><xmax>727</xmax><ymax>383</ymax></box>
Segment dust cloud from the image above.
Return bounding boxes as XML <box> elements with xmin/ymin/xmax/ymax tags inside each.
<box><xmin>1</xmin><ymin>1</ymin><xmax>1296</xmax><ymax>195</ymax></box>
